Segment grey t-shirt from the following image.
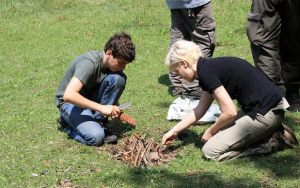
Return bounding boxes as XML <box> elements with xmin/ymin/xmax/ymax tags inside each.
<box><xmin>55</xmin><ymin>51</ymin><xmax>111</xmax><ymax>108</ymax></box>
<box><xmin>165</xmin><ymin>0</ymin><xmax>210</xmax><ymax>9</ymax></box>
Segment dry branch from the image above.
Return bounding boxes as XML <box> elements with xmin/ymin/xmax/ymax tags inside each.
<box><xmin>107</xmin><ymin>134</ymin><xmax>178</xmax><ymax>167</ymax></box>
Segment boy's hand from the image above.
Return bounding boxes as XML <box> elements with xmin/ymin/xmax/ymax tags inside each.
<box><xmin>162</xmin><ymin>130</ymin><xmax>178</xmax><ymax>145</ymax></box>
<box><xmin>112</xmin><ymin>110</ymin><xmax>123</xmax><ymax>122</ymax></box>
<box><xmin>101</xmin><ymin>105</ymin><xmax>120</xmax><ymax>118</ymax></box>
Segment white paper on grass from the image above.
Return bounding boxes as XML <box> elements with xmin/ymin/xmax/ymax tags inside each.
<box><xmin>167</xmin><ymin>97</ymin><xmax>221</xmax><ymax>124</ymax></box>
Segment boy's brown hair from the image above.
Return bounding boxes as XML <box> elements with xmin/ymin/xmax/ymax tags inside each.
<box><xmin>104</xmin><ymin>32</ymin><xmax>136</xmax><ymax>62</ymax></box>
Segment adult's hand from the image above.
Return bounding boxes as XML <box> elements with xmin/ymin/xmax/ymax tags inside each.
<box><xmin>201</xmin><ymin>127</ymin><xmax>214</xmax><ymax>143</ymax></box>
<box><xmin>162</xmin><ymin>130</ymin><xmax>178</xmax><ymax>145</ymax></box>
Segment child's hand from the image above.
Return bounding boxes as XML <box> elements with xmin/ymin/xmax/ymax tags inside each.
<box><xmin>112</xmin><ymin>110</ymin><xmax>123</xmax><ymax>122</ymax></box>
<box><xmin>102</xmin><ymin>105</ymin><xmax>120</xmax><ymax>117</ymax></box>
<box><xmin>162</xmin><ymin>130</ymin><xmax>177</xmax><ymax>145</ymax></box>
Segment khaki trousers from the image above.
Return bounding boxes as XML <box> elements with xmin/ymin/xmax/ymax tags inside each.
<box><xmin>169</xmin><ymin>2</ymin><xmax>216</xmax><ymax>98</ymax></box>
<box><xmin>202</xmin><ymin>98</ymin><xmax>289</xmax><ymax>161</ymax></box>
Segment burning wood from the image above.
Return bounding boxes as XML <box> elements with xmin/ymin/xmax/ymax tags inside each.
<box><xmin>107</xmin><ymin>134</ymin><xmax>178</xmax><ymax>167</ymax></box>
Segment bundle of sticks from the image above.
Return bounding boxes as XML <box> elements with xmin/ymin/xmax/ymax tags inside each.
<box><xmin>108</xmin><ymin>134</ymin><xmax>178</xmax><ymax>167</ymax></box>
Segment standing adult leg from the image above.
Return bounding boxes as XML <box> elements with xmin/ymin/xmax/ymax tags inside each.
<box><xmin>181</xmin><ymin>2</ymin><xmax>216</xmax><ymax>98</ymax></box>
<box><xmin>169</xmin><ymin>4</ymin><xmax>216</xmax><ymax>99</ymax></box>
<box><xmin>280</xmin><ymin>0</ymin><xmax>300</xmax><ymax>111</ymax></box>
<box><xmin>246</xmin><ymin>0</ymin><xmax>284</xmax><ymax>88</ymax></box>
<box><xmin>169</xmin><ymin>9</ymin><xmax>191</xmax><ymax>97</ymax></box>
<box><xmin>191</xmin><ymin>2</ymin><xmax>216</xmax><ymax>59</ymax></box>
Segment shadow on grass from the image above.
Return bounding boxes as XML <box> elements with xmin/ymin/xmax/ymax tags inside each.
<box><xmin>160</xmin><ymin>123</ymin><xmax>300</xmax><ymax>183</ymax></box>
<box><xmin>100</xmin><ymin>122</ymin><xmax>300</xmax><ymax>187</ymax></box>
<box><xmin>108</xmin><ymin>120</ymin><xmax>136</xmax><ymax>138</ymax></box>
<box><xmin>158</xmin><ymin>73</ymin><xmax>172</xmax><ymax>96</ymax></box>
<box><xmin>102</xmin><ymin>145</ymin><xmax>300</xmax><ymax>187</ymax></box>
<box><xmin>102</xmin><ymin>164</ymin><xmax>269</xmax><ymax>188</ymax></box>
<box><xmin>228</xmin><ymin>152</ymin><xmax>300</xmax><ymax>182</ymax></box>
<box><xmin>152</xmin><ymin>120</ymin><xmax>208</xmax><ymax>152</ymax></box>
<box><xmin>157</xmin><ymin>74</ymin><xmax>170</xmax><ymax>86</ymax></box>
<box><xmin>174</xmin><ymin>128</ymin><xmax>205</xmax><ymax>149</ymax></box>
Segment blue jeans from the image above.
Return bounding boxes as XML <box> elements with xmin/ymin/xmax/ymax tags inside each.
<box><xmin>59</xmin><ymin>72</ymin><xmax>126</xmax><ymax>146</ymax></box>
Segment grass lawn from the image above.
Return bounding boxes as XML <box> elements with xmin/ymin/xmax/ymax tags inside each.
<box><xmin>1</xmin><ymin>0</ymin><xmax>299</xmax><ymax>187</ymax></box>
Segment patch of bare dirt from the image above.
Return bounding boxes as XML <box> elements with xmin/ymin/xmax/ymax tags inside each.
<box><xmin>104</xmin><ymin>134</ymin><xmax>179</xmax><ymax>167</ymax></box>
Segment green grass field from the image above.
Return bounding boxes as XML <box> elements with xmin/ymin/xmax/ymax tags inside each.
<box><xmin>1</xmin><ymin>0</ymin><xmax>299</xmax><ymax>187</ymax></box>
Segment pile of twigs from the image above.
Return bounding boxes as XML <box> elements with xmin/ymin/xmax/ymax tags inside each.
<box><xmin>108</xmin><ymin>134</ymin><xmax>177</xmax><ymax>167</ymax></box>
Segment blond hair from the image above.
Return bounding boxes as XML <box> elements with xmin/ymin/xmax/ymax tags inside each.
<box><xmin>165</xmin><ymin>40</ymin><xmax>203</xmax><ymax>72</ymax></box>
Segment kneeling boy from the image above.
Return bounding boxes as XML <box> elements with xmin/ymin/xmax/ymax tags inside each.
<box><xmin>55</xmin><ymin>32</ymin><xmax>136</xmax><ymax>146</ymax></box>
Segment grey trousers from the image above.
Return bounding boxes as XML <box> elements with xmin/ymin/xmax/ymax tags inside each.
<box><xmin>169</xmin><ymin>2</ymin><xmax>216</xmax><ymax>98</ymax></box>
<box><xmin>246</xmin><ymin>0</ymin><xmax>300</xmax><ymax>91</ymax></box>
<box><xmin>202</xmin><ymin>98</ymin><xmax>289</xmax><ymax>161</ymax></box>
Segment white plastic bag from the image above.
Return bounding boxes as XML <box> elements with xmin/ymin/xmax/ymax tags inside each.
<box><xmin>167</xmin><ymin>97</ymin><xmax>221</xmax><ymax>124</ymax></box>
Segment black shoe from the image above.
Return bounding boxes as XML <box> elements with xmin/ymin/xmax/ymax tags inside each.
<box><xmin>103</xmin><ymin>127</ymin><xmax>118</xmax><ymax>144</ymax></box>
<box><xmin>98</xmin><ymin>119</ymin><xmax>118</xmax><ymax>144</ymax></box>
<box><xmin>285</xmin><ymin>89</ymin><xmax>299</xmax><ymax>112</ymax></box>
<box><xmin>57</xmin><ymin>116</ymin><xmax>68</xmax><ymax>129</ymax></box>
<box><xmin>288</xmin><ymin>104</ymin><xmax>300</xmax><ymax>112</ymax></box>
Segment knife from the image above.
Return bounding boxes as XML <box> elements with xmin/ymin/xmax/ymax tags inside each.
<box><xmin>118</xmin><ymin>102</ymin><xmax>132</xmax><ymax>110</ymax></box>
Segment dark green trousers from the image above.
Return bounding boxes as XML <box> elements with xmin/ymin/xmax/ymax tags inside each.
<box><xmin>246</xmin><ymin>0</ymin><xmax>300</xmax><ymax>92</ymax></box>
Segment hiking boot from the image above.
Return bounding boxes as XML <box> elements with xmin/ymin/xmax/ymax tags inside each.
<box><xmin>285</xmin><ymin>89</ymin><xmax>300</xmax><ymax>112</ymax></box>
<box><xmin>57</xmin><ymin>116</ymin><xmax>68</xmax><ymax>129</ymax></box>
<box><xmin>103</xmin><ymin>127</ymin><xmax>118</xmax><ymax>144</ymax></box>
<box><xmin>282</xmin><ymin>124</ymin><xmax>299</xmax><ymax>145</ymax></box>
<box><xmin>288</xmin><ymin>104</ymin><xmax>300</xmax><ymax>112</ymax></box>
<box><xmin>98</xmin><ymin>119</ymin><xmax>117</xmax><ymax>144</ymax></box>
<box><xmin>272</xmin><ymin>127</ymin><xmax>293</xmax><ymax>150</ymax></box>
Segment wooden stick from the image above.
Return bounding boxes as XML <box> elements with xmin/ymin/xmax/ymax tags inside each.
<box><xmin>134</xmin><ymin>142</ymin><xmax>142</xmax><ymax>167</ymax></box>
